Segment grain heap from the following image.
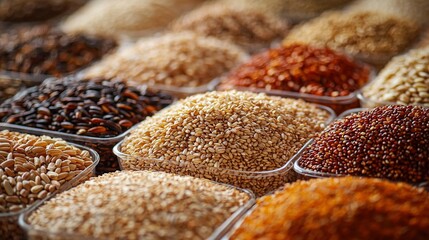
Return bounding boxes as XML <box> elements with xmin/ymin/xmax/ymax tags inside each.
<box><xmin>298</xmin><ymin>106</ymin><xmax>429</xmax><ymax>184</ymax></box>
<box><xmin>349</xmin><ymin>0</ymin><xmax>429</xmax><ymax>24</ymax></box>
<box><xmin>62</xmin><ymin>0</ymin><xmax>204</xmax><ymax>37</ymax></box>
<box><xmin>218</xmin><ymin>0</ymin><xmax>352</xmax><ymax>20</ymax></box>
<box><xmin>0</xmin><ymin>0</ymin><xmax>85</xmax><ymax>22</ymax></box>
<box><xmin>0</xmin><ymin>131</ymin><xmax>94</xmax><ymax>212</ymax></box>
<box><xmin>85</xmin><ymin>32</ymin><xmax>247</xmax><ymax>87</ymax></box>
<box><xmin>0</xmin><ymin>25</ymin><xmax>117</xmax><ymax>77</ymax></box>
<box><xmin>170</xmin><ymin>3</ymin><xmax>289</xmax><ymax>51</ymax></box>
<box><xmin>284</xmin><ymin>11</ymin><xmax>420</xmax><ymax>64</ymax></box>
<box><xmin>220</xmin><ymin>44</ymin><xmax>370</xmax><ymax>97</ymax></box>
<box><xmin>362</xmin><ymin>48</ymin><xmax>429</xmax><ymax>107</ymax></box>
<box><xmin>120</xmin><ymin>91</ymin><xmax>330</xmax><ymax>196</ymax></box>
<box><xmin>231</xmin><ymin>177</ymin><xmax>429</xmax><ymax>240</ymax></box>
<box><xmin>27</xmin><ymin>171</ymin><xmax>251</xmax><ymax>240</ymax></box>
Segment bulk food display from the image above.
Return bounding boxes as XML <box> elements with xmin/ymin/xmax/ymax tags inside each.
<box><xmin>116</xmin><ymin>91</ymin><xmax>334</xmax><ymax>196</ymax></box>
<box><xmin>0</xmin><ymin>130</ymin><xmax>98</xmax><ymax>240</ymax></box>
<box><xmin>0</xmin><ymin>0</ymin><xmax>428</xmax><ymax>239</ymax></box>
<box><xmin>0</xmin><ymin>77</ymin><xmax>174</xmax><ymax>172</ymax></box>
<box><xmin>21</xmin><ymin>171</ymin><xmax>253</xmax><ymax>240</ymax></box>
<box><xmin>219</xmin><ymin>43</ymin><xmax>371</xmax><ymax>113</ymax></box>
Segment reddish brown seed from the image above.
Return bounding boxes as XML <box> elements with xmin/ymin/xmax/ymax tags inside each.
<box><xmin>87</xmin><ymin>126</ymin><xmax>107</xmax><ymax>134</ymax></box>
<box><xmin>118</xmin><ymin>120</ymin><xmax>133</xmax><ymax>128</ymax></box>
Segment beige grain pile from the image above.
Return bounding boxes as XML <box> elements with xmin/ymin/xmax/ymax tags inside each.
<box><xmin>121</xmin><ymin>91</ymin><xmax>329</xmax><ymax>171</ymax></box>
<box><xmin>284</xmin><ymin>11</ymin><xmax>420</xmax><ymax>64</ymax></box>
<box><xmin>349</xmin><ymin>0</ymin><xmax>429</xmax><ymax>24</ymax></box>
<box><xmin>218</xmin><ymin>0</ymin><xmax>352</xmax><ymax>20</ymax></box>
<box><xmin>61</xmin><ymin>0</ymin><xmax>204</xmax><ymax>37</ymax></box>
<box><xmin>85</xmin><ymin>32</ymin><xmax>247</xmax><ymax>87</ymax></box>
<box><xmin>362</xmin><ymin>48</ymin><xmax>429</xmax><ymax>107</ymax></box>
<box><xmin>170</xmin><ymin>3</ymin><xmax>289</xmax><ymax>51</ymax></box>
<box><xmin>28</xmin><ymin>171</ymin><xmax>251</xmax><ymax>240</ymax></box>
<box><xmin>0</xmin><ymin>130</ymin><xmax>94</xmax><ymax>213</ymax></box>
<box><xmin>119</xmin><ymin>91</ymin><xmax>330</xmax><ymax>196</ymax></box>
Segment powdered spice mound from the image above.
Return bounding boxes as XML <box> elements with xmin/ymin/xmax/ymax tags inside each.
<box><xmin>231</xmin><ymin>177</ymin><xmax>429</xmax><ymax>240</ymax></box>
<box><xmin>220</xmin><ymin>44</ymin><xmax>370</xmax><ymax>97</ymax></box>
<box><xmin>121</xmin><ymin>90</ymin><xmax>330</xmax><ymax>172</ymax></box>
<box><xmin>298</xmin><ymin>105</ymin><xmax>429</xmax><ymax>183</ymax></box>
<box><xmin>28</xmin><ymin>171</ymin><xmax>251</xmax><ymax>240</ymax></box>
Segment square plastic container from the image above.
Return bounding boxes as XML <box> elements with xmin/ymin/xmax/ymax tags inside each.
<box><xmin>216</xmin><ymin>66</ymin><xmax>376</xmax><ymax>114</ymax></box>
<box><xmin>218</xmin><ymin>86</ymin><xmax>361</xmax><ymax>114</ymax></box>
<box><xmin>208</xmin><ymin>203</ymin><xmax>257</xmax><ymax>240</ymax></box>
<box><xmin>0</xmin><ymin>127</ymin><xmax>99</xmax><ymax>240</ymax></box>
<box><xmin>114</xmin><ymin>104</ymin><xmax>336</xmax><ymax>197</ymax></box>
<box><xmin>292</xmin><ymin>108</ymin><xmax>429</xmax><ymax>190</ymax></box>
<box><xmin>0</xmin><ymin>123</ymin><xmax>124</xmax><ymax>174</ymax></box>
<box><xmin>357</xmin><ymin>90</ymin><xmax>428</xmax><ymax>108</ymax></box>
<box><xmin>0</xmin><ymin>72</ymin><xmax>45</xmax><ymax>104</ymax></box>
<box><xmin>19</xmin><ymin>179</ymin><xmax>255</xmax><ymax>240</ymax></box>
<box><xmin>142</xmin><ymin>77</ymin><xmax>221</xmax><ymax>98</ymax></box>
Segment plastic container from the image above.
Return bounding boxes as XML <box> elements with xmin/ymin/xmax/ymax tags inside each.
<box><xmin>209</xmin><ymin>203</ymin><xmax>257</xmax><ymax>240</ymax></box>
<box><xmin>19</xmin><ymin>180</ymin><xmax>255</xmax><ymax>240</ymax></box>
<box><xmin>217</xmin><ymin>68</ymin><xmax>375</xmax><ymax>114</ymax></box>
<box><xmin>114</xmin><ymin>105</ymin><xmax>335</xmax><ymax>197</ymax></box>
<box><xmin>0</xmin><ymin>123</ymin><xmax>125</xmax><ymax>174</ymax></box>
<box><xmin>0</xmin><ymin>127</ymin><xmax>99</xmax><ymax>240</ymax></box>
<box><xmin>292</xmin><ymin>108</ymin><xmax>429</xmax><ymax>188</ymax></box>
<box><xmin>0</xmin><ymin>72</ymin><xmax>46</xmax><ymax>104</ymax></box>
<box><xmin>357</xmin><ymin>90</ymin><xmax>428</xmax><ymax>108</ymax></box>
<box><xmin>142</xmin><ymin>77</ymin><xmax>221</xmax><ymax>99</ymax></box>
<box><xmin>219</xmin><ymin>85</ymin><xmax>361</xmax><ymax>114</ymax></box>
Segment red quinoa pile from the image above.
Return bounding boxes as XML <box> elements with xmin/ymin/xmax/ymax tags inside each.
<box><xmin>298</xmin><ymin>105</ymin><xmax>429</xmax><ymax>183</ymax></box>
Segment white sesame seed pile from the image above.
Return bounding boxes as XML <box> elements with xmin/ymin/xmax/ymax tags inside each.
<box><xmin>28</xmin><ymin>171</ymin><xmax>251</xmax><ymax>240</ymax></box>
<box><xmin>85</xmin><ymin>32</ymin><xmax>248</xmax><ymax>87</ymax></box>
<box><xmin>120</xmin><ymin>90</ymin><xmax>330</xmax><ymax>195</ymax></box>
